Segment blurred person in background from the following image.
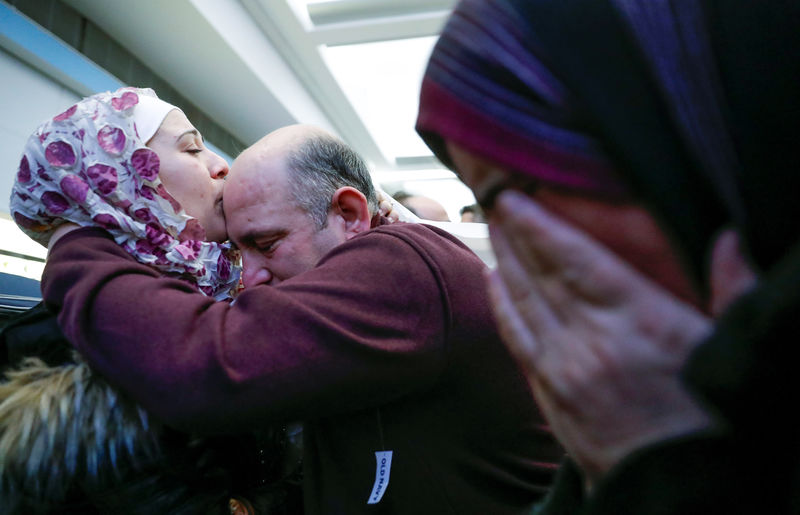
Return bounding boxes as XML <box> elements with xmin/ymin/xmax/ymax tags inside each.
<box><xmin>459</xmin><ymin>204</ymin><xmax>485</xmax><ymax>223</ymax></box>
<box><xmin>393</xmin><ymin>190</ymin><xmax>451</xmax><ymax>222</ymax></box>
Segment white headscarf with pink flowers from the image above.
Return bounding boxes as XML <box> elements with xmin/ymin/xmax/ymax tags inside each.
<box><xmin>10</xmin><ymin>87</ymin><xmax>240</xmax><ymax>299</ymax></box>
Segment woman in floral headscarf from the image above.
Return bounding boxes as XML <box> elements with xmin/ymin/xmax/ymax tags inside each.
<box><xmin>1</xmin><ymin>88</ymin><xmax>298</xmax><ymax>514</ymax></box>
<box><xmin>11</xmin><ymin>87</ymin><xmax>238</xmax><ymax>298</ymax></box>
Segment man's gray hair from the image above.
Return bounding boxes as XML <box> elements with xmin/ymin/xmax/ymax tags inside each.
<box><xmin>285</xmin><ymin>133</ymin><xmax>379</xmax><ymax>228</ymax></box>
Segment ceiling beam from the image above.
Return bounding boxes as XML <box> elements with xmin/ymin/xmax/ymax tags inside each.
<box><xmin>307</xmin><ymin>0</ymin><xmax>456</xmax><ymax>25</ymax></box>
<box><xmin>61</xmin><ymin>0</ymin><xmax>323</xmax><ymax>146</ymax></box>
<box><xmin>309</xmin><ymin>11</ymin><xmax>450</xmax><ymax>46</ymax></box>
<box><xmin>241</xmin><ymin>0</ymin><xmax>389</xmax><ymax>167</ymax></box>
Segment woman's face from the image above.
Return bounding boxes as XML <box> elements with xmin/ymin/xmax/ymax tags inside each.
<box><xmin>146</xmin><ymin>110</ymin><xmax>229</xmax><ymax>242</ymax></box>
<box><xmin>446</xmin><ymin>141</ymin><xmax>701</xmax><ymax>307</ymax></box>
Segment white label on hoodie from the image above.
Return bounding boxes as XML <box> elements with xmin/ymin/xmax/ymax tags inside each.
<box><xmin>367</xmin><ymin>450</ymin><xmax>393</xmax><ymax>504</ymax></box>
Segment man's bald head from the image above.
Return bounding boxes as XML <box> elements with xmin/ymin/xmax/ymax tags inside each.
<box><xmin>224</xmin><ymin>125</ymin><xmax>378</xmax><ymax>286</ymax></box>
<box><xmin>230</xmin><ymin>124</ymin><xmax>378</xmax><ymax>229</ymax></box>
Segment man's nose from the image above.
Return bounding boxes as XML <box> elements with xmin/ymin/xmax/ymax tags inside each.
<box><xmin>241</xmin><ymin>251</ymin><xmax>273</xmax><ymax>288</ymax></box>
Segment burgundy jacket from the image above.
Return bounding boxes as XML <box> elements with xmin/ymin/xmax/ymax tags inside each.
<box><xmin>43</xmin><ymin>222</ymin><xmax>562</xmax><ymax>514</ymax></box>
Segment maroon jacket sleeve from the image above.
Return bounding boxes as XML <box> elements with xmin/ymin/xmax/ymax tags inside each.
<box><xmin>42</xmin><ymin>227</ymin><xmax>448</xmax><ymax>432</ymax></box>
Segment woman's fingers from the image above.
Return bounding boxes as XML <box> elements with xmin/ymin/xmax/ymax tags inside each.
<box><xmin>709</xmin><ymin>229</ymin><xmax>757</xmax><ymax>317</ymax></box>
<box><xmin>489</xmin><ymin>211</ymin><xmax>561</xmax><ymax>338</ymax></box>
<box><xmin>493</xmin><ymin>191</ymin><xmax>677</xmax><ymax>310</ymax></box>
<box><xmin>486</xmin><ymin>190</ymin><xmax>717</xmax><ymax>481</ymax></box>
<box><xmin>491</xmin><ymin>191</ymin><xmax>628</xmax><ymax>326</ymax></box>
<box><xmin>486</xmin><ymin>269</ymin><xmax>543</xmax><ymax>367</ymax></box>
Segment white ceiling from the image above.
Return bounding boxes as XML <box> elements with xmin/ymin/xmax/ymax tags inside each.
<box><xmin>60</xmin><ymin>0</ymin><xmax>475</xmax><ymax>220</ymax></box>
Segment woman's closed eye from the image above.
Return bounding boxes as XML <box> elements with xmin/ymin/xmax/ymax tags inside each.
<box><xmin>178</xmin><ymin>130</ymin><xmax>205</xmax><ymax>155</ymax></box>
<box><xmin>184</xmin><ymin>140</ymin><xmax>205</xmax><ymax>155</ymax></box>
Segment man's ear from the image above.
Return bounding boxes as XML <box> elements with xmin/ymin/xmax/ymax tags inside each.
<box><xmin>330</xmin><ymin>187</ymin><xmax>371</xmax><ymax>239</ymax></box>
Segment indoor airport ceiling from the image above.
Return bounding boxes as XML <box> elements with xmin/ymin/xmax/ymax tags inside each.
<box><xmin>61</xmin><ymin>0</ymin><xmax>477</xmax><ymax>221</ymax></box>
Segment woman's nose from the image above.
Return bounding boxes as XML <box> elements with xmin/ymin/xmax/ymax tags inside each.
<box><xmin>208</xmin><ymin>152</ymin><xmax>229</xmax><ymax>179</ymax></box>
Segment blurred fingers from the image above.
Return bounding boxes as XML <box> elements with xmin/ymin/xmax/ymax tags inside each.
<box><xmin>709</xmin><ymin>229</ymin><xmax>757</xmax><ymax>317</ymax></box>
<box><xmin>489</xmin><ymin>215</ymin><xmax>561</xmax><ymax>336</ymax></box>
<box><xmin>486</xmin><ymin>268</ymin><xmax>543</xmax><ymax>368</ymax></box>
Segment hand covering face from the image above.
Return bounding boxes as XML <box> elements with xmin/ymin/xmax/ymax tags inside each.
<box><xmin>10</xmin><ymin>87</ymin><xmax>240</xmax><ymax>299</ymax></box>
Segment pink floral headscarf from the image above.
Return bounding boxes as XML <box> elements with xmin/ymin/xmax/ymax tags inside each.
<box><xmin>10</xmin><ymin>87</ymin><xmax>240</xmax><ymax>299</ymax></box>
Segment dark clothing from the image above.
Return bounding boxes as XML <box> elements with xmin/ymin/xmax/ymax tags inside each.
<box><xmin>0</xmin><ymin>304</ymin><xmax>300</xmax><ymax>514</ymax></box>
<box><xmin>1</xmin><ymin>302</ymin><xmax>74</xmax><ymax>370</ymax></box>
<box><xmin>42</xmin><ymin>222</ymin><xmax>562</xmax><ymax>514</ymax></box>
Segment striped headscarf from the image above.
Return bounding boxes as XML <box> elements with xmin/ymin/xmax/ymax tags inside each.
<box><xmin>416</xmin><ymin>0</ymin><xmax>628</xmax><ymax>198</ymax></box>
<box><xmin>418</xmin><ymin>0</ymin><xmax>800</xmax><ymax>284</ymax></box>
<box><xmin>10</xmin><ymin>87</ymin><xmax>240</xmax><ymax>299</ymax></box>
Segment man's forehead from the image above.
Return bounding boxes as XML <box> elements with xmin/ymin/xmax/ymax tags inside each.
<box><xmin>229</xmin><ymin>149</ymin><xmax>287</xmax><ymax>195</ymax></box>
<box><xmin>223</xmin><ymin>130</ymin><xmax>307</xmax><ymax>232</ymax></box>
<box><xmin>224</xmin><ymin>168</ymin><xmax>294</xmax><ymax>235</ymax></box>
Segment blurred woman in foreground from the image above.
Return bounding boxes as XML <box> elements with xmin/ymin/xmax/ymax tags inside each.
<box><xmin>417</xmin><ymin>0</ymin><xmax>799</xmax><ymax>511</ymax></box>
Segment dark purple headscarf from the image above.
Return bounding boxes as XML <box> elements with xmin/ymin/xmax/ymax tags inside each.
<box><xmin>418</xmin><ymin>0</ymin><xmax>800</xmax><ymax>284</ymax></box>
<box><xmin>416</xmin><ymin>0</ymin><xmax>627</xmax><ymax>198</ymax></box>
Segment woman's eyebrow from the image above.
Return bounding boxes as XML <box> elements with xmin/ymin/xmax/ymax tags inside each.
<box><xmin>175</xmin><ymin>129</ymin><xmax>201</xmax><ymax>143</ymax></box>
